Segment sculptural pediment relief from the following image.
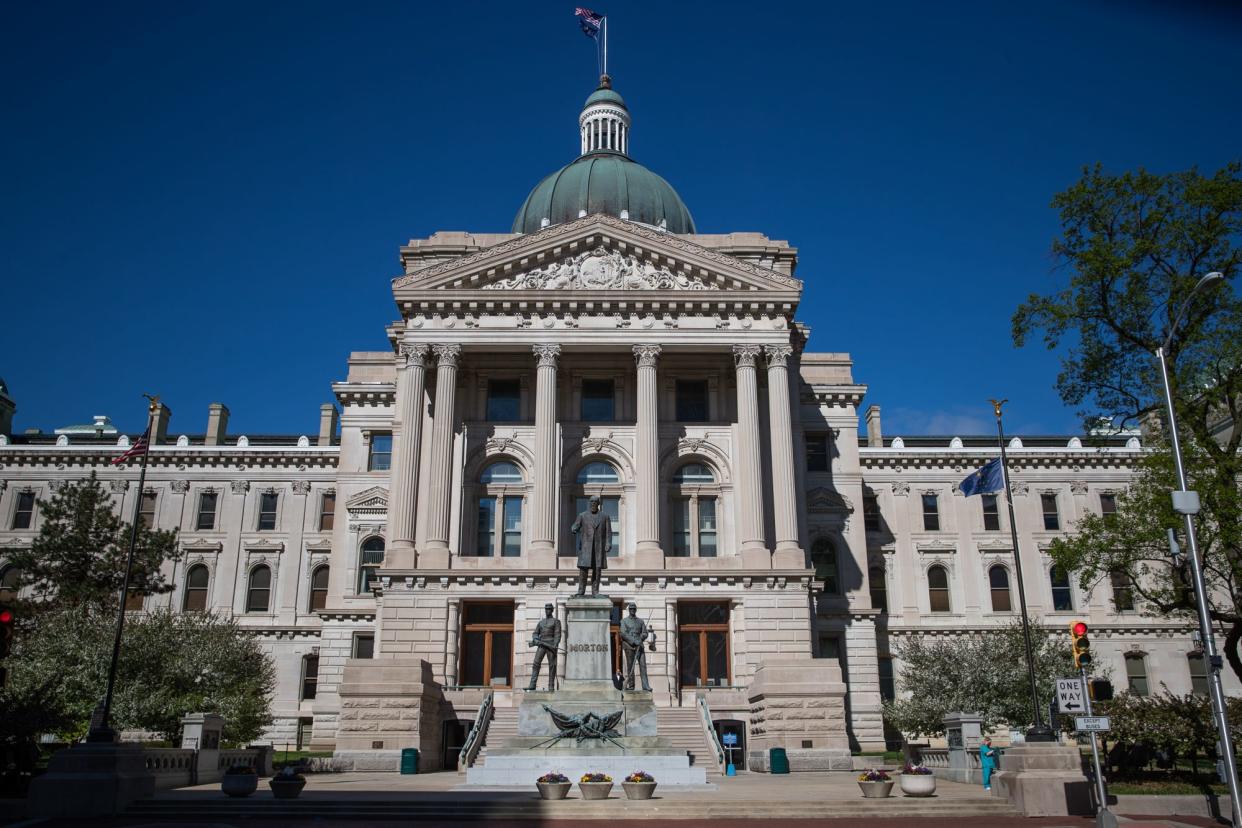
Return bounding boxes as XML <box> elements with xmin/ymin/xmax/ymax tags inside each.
<box><xmin>807</xmin><ymin>487</ymin><xmax>854</xmax><ymax>514</ymax></box>
<box><xmin>346</xmin><ymin>486</ymin><xmax>388</xmax><ymax>515</ymax></box>
<box><xmin>483</xmin><ymin>246</ymin><xmax>717</xmax><ymax>291</ymax></box>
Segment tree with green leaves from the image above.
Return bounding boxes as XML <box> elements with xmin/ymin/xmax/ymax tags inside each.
<box><xmin>882</xmin><ymin>619</ymin><xmax>1077</xmax><ymax>737</ymax></box>
<box><xmin>4</xmin><ymin>473</ymin><xmax>182</xmax><ymax>611</ymax></box>
<box><xmin>1012</xmin><ymin>162</ymin><xmax>1242</xmax><ymax>679</ymax></box>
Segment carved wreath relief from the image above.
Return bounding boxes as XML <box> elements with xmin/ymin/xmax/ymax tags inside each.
<box><xmin>483</xmin><ymin>246</ymin><xmax>719</xmax><ymax>291</ymax></box>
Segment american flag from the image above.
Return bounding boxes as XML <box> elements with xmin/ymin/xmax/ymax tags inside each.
<box><xmin>575</xmin><ymin>7</ymin><xmax>603</xmax><ymax>39</ymax></box>
<box><xmin>111</xmin><ymin>428</ymin><xmax>150</xmax><ymax>466</ymax></box>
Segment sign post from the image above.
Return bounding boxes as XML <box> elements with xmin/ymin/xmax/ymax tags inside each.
<box><xmin>1075</xmin><ymin>669</ymin><xmax>1116</xmax><ymax>828</ymax></box>
<box><xmin>722</xmin><ymin>731</ymin><xmax>738</xmax><ymax>776</ymax></box>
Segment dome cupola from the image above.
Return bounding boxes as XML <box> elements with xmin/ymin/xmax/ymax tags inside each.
<box><xmin>512</xmin><ymin>76</ymin><xmax>695</xmax><ymax>235</ymax></box>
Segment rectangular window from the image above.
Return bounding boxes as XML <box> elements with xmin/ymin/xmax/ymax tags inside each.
<box><xmin>580</xmin><ymin>379</ymin><xmax>615</xmax><ymax>422</ymax></box>
<box><xmin>698</xmin><ymin>497</ymin><xmax>717</xmax><ymax>558</ymax></box>
<box><xmin>258</xmin><ymin>492</ymin><xmax>279</xmax><ymax>531</ymax></box>
<box><xmin>301</xmin><ymin>655</ymin><xmax>319</xmax><ymax>701</ymax></box>
<box><xmin>817</xmin><ymin>635</ymin><xmax>841</xmax><ymax>663</ymax></box>
<box><xmin>1125</xmin><ymin>656</ymin><xmax>1149</xmax><ymax>696</ymax></box>
<box><xmin>806</xmin><ymin>435</ymin><xmax>830</xmax><ymax>472</ymax></box>
<box><xmin>675</xmin><ymin>380</ymin><xmax>709</xmax><ymax>423</ymax></box>
<box><xmin>1110</xmin><ymin>570</ymin><xmax>1135</xmax><ymax>612</ymax></box>
<box><xmin>574</xmin><ymin>496</ymin><xmax>620</xmax><ymax>556</ymax></box>
<box><xmin>982</xmin><ymin>494</ymin><xmax>1000</xmax><ymax>531</ymax></box>
<box><xmin>1041</xmin><ymin>493</ymin><xmax>1060</xmax><ymax>531</ymax></box>
<box><xmin>124</xmin><ymin>590</ymin><xmax>145</xmax><ymax>611</ymax></box>
<box><xmin>139</xmin><ymin>491</ymin><xmax>158</xmax><ymax>529</ymax></box>
<box><xmin>869</xmin><ymin>566</ymin><xmax>888</xmax><ymax>613</ymax></box>
<box><xmin>863</xmin><ymin>494</ymin><xmax>881</xmax><ymax>532</ymax></box>
<box><xmin>677</xmin><ymin>602</ymin><xmax>730</xmax><ymax>688</ymax></box>
<box><xmin>368</xmin><ymin>433</ymin><xmax>392</xmax><ymax>471</ymax></box>
<box><xmin>922</xmin><ymin>493</ymin><xmax>940</xmax><ymax>531</ymax></box>
<box><xmin>353</xmin><ymin>633</ymin><xmax>375</xmax><ymax>660</ymax></box>
<box><xmin>476</xmin><ymin>497</ymin><xmax>496</xmax><ymax>557</ymax></box>
<box><xmin>672</xmin><ymin>499</ymin><xmax>691</xmax><ymax>557</ymax></box>
<box><xmin>1099</xmin><ymin>493</ymin><xmax>1117</xmax><ymax>517</ymax></box>
<box><xmin>195</xmin><ymin>492</ymin><xmax>218</xmax><ymax>531</ymax></box>
<box><xmin>1188</xmin><ymin>653</ymin><xmax>1208</xmax><ymax>696</ymax></box>
<box><xmin>486</xmin><ymin>379</ymin><xmax>521</xmax><ymax>421</ymax></box>
<box><xmin>460</xmin><ymin>602</ymin><xmax>515</xmax><ymax>688</ymax></box>
<box><xmin>296</xmin><ymin>717</ymin><xmax>313</xmax><ymax>751</ymax></box>
<box><xmin>878</xmin><ymin>656</ymin><xmax>895</xmax><ymax>701</ymax></box>
<box><xmin>319</xmin><ymin>492</ymin><xmax>335</xmax><ymax>531</ymax></box>
<box><xmin>13</xmin><ymin>491</ymin><xmax>36</xmax><ymax>529</ymax></box>
<box><xmin>501</xmin><ymin>497</ymin><xmax>522</xmax><ymax>557</ymax></box>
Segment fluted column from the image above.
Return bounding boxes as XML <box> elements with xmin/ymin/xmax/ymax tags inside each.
<box><xmin>633</xmin><ymin>345</ymin><xmax>663</xmax><ymax>564</ymax></box>
<box><xmin>733</xmin><ymin>345</ymin><xmax>768</xmax><ymax>566</ymax></box>
<box><xmin>420</xmin><ymin>344</ymin><xmax>461</xmax><ymax>568</ymax></box>
<box><xmin>765</xmin><ymin>344</ymin><xmax>804</xmax><ymax>567</ymax></box>
<box><xmin>529</xmin><ymin>344</ymin><xmax>561</xmax><ymax>566</ymax></box>
<box><xmin>445</xmin><ymin>599</ymin><xmax>461</xmax><ymax>685</ymax></box>
<box><xmin>386</xmin><ymin>344</ymin><xmax>429</xmax><ymax>569</ymax></box>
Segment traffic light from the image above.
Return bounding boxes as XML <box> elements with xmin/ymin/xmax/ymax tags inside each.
<box><xmin>1089</xmin><ymin>678</ymin><xmax>1113</xmax><ymax>702</ymax></box>
<box><xmin>1070</xmin><ymin>620</ymin><xmax>1091</xmax><ymax>670</ymax></box>
<box><xmin>0</xmin><ymin>606</ymin><xmax>13</xmax><ymax>660</ymax></box>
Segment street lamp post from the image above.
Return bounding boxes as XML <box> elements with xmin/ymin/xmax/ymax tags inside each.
<box><xmin>1153</xmin><ymin>271</ymin><xmax>1241</xmax><ymax>821</ymax></box>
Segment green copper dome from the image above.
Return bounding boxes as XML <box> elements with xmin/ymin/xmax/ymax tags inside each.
<box><xmin>512</xmin><ymin>76</ymin><xmax>695</xmax><ymax>235</ymax></box>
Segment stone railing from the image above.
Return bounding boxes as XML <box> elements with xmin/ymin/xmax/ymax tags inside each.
<box><xmin>219</xmin><ymin>748</ymin><xmax>267</xmax><ymax>774</ymax></box>
<box><xmin>458</xmin><ymin>690</ymin><xmax>494</xmax><ymax>772</ymax></box>
<box><xmin>913</xmin><ymin>747</ymin><xmax>950</xmax><ymax>769</ymax></box>
<box><xmin>144</xmin><ymin>748</ymin><xmax>196</xmax><ymax>790</ymax></box>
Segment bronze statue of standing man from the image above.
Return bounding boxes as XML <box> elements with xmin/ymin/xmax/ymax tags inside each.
<box><xmin>527</xmin><ymin>603</ymin><xmax>561</xmax><ymax>691</ymax></box>
<box><xmin>620</xmin><ymin>602</ymin><xmax>654</xmax><ymax>692</ymax></box>
<box><xmin>570</xmin><ymin>495</ymin><xmax>611</xmax><ymax>597</ymax></box>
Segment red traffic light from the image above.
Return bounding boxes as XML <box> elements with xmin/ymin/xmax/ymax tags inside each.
<box><xmin>1072</xmin><ymin>621</ymin><xmax>1088</xmax><ymax>636</ymax></box>
<box><xmin>0</xmin><ymin>609</ymin><xmax>12</xmax><ymax>624</ymax></box>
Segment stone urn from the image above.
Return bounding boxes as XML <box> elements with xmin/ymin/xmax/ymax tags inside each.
<box><xmin>221</xmin><ymin>769</ymin><xmax>258</xmax><ymax>798</ymax></box>
<box><xmin>622</xmin><ymin>781</ymin><xmax>657</xmax><ymax>800</ymax></box>
<box><xmin>899</xmin><ymin>772</ymin><xmax>937</xmax><ymax>797</ymax></box>
<box><xmin>578</xmin><ymin>781</ymin><xmax>614</xmax><ymax>800</ymax></box>
<box><xmin>857</xmin><ymin>780</ymin><xmax>894</xmax><ymax>798</ymax></box>
<box><xmin>536</xmin><ymin>781</ymin><xmax>572</xmax><ymax>800</ymax></box>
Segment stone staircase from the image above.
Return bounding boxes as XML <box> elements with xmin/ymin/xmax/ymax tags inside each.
<box><xmin>473</xmin><ymin>705</ymin><xmax>518</xmax><ymax>766</ymax></box>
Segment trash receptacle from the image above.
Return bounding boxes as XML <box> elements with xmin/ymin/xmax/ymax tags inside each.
<box><xmin>769</xmin><ymin>747</ymin><xmax>789</xmax><ymax>774</ymax></box>
<box><xmin>400</xmin><ymin>747</ymin><xmax>419</xmax><ymax>775</ymax></box>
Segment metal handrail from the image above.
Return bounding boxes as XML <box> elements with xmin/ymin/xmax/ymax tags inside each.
<box><xmin>696</xmin><ymin>693</ymin><xmax>726</xmax><ymax>770</ymax></box>
<box><xmin>457</xmin><ymin>690</ymin><xmax>494</xmax><ymax>772</ymax></box>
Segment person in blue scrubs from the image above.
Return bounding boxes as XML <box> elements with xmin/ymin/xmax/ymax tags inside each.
<box><xmin>981</xmin><ymin>736</ymin><xmax>998</xmax><ymax>791</ymax></box>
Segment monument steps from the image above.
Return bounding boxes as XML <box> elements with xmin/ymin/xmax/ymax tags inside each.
<box><xmin>475</xmin><ymin>706</ymin><xmax>519</xmax><ymax>765</ymax></box>
<box><xmin>656</xmin><ymin>705</ymin><xmax>723</xmax><ymax>774</ymax></box>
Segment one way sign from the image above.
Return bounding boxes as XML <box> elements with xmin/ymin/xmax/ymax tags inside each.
<box><xmin>1056</xmin><ymin>678</ymin><xmax>1086</xmax><ymax>713</ymax></box>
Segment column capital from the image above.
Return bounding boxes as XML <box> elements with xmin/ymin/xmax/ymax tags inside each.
<box><xmin>633</xmin><ymin>344</ymin><xmax>662</xmax><ymax>367</ymax></box>
<box><xmin>431</xmin><ymin>343</ymin><xmax>462</xmax><ymax>367</ymax></box>
<box><xmin>398</xmin><ymin>343</ymin><xmax>430</xmax><ymax>368</ymax></box>
<box><xmin>533</xmin><ymin>343</ymin><xmax>562</xmax><ymax>367</ymax></box>
<box><xmin>764</xmin><ymin>344</ymin><xmax>794</xmax><ymax>367</ymax></box>
<box><xmin>732</xmin><ymin>344</ymin><xmax>762</xmax><ymax>368</ymax></box>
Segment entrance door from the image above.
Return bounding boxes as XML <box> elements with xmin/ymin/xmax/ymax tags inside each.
<box><xmin>442</xmin><ymin>720</ymin><xmax>469</xmax><ymax>769</ymax></box>
<box><xmin>460</xmin><ymin>602</ymin><xmax>515</xmax><ymax>688</ymax></box>
<box><xmin>714</xmin><ymin>718</ymin><xmax>746</xmax><ymax>766</ymax></box>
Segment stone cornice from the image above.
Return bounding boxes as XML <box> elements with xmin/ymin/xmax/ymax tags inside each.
<box><xmin>331</xmin><ymin>382</ymin><xmax>396</xmax><ymax>407</ymax></box>
<box><xmin>800</xmin><ymin>385</ymin><xmax>867</xmax><ymax>408</ymax></box>
<box><xmin>860</xmin><ymin>448</ymin><xmax>1141</xmax><ymax>472</ymax></box>
<box><xmin>0</xmin><ymin>445</ymin><xmax>338</xmax><ymax>471</ymax></box>
<box><xmin>372</xmin><ymin>570</ymin><xmax>817</xmax><ymax>594</ymax></box>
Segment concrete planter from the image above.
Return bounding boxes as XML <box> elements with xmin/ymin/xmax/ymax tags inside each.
<box><xmin>900</xmin><ymin>773</ymin><xmax>936</xmax><ymax>797</ymax></box>
<box><xmin>578</xmin><ymin>781</ymin><xmax>613</xmax><ymax>800</ymax></box>
<box><xmin>858</xmin><ymin>780</ymin><xmax>894</xmax><ymax>798</ymax></box>
<box><xmin>269</xmin><ymin>777</ymin><xmax>306</xmax><ymax>799</ymax></box>
<box><xmin>623</xmin><ymin>781</ymin><xmax>657</xmax><ymax>800</ymax></box>
<box><xmin>536</xmin><ymin>781</ymin><xmax>571</xmax><ymax>800</ymax></box>
<box><xmin>221</xmin><ymin>772</ymin><xmax>257</xmax><ymax>798</ymax></box>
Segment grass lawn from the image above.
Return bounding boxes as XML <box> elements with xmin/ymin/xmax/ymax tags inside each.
<box><xmin>1107</xmin><ymin>771</ymin><xmax>1228</xmax><ymax>796</ymax></box>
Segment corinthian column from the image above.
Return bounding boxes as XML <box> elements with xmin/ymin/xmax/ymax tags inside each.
<box><xmin>765</xmin><ymin>344</ymin><xmax>804</xmax><ymax>567</ymax></box>
<box><xmin>420</xmin><ymin>344</ymin><xmax>461</xmax><ymax>568</ymax></box>
<box><xmin>633</xmin><ymin>345</ymin><xmax>663</xmax><ymax>565</ymax></box>
<box><xmin>529</xmin><ymin>344</ymin><xmax>561</xmax><ymax>566</ymax></box>
<box><xmin>733</xmin><ymin>345</ymin><xmax>769</xmax><ymax>566</ymax></box>
<box><xmin>386</xmin><ymin>343</ymin><xmax>429</xmax><ymax>569</ymax></box>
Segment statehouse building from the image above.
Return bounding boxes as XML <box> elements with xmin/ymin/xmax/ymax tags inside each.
<box><xmin>1</xmin><ymin>76</ymin><xmax>1233</xmax><ymax>772</ymax></box>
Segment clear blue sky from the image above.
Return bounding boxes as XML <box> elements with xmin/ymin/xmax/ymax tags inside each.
<box><xmin>3</xmin><ymin>1</ymin><xmax>1239</xmax><ymax>438</ymax></box>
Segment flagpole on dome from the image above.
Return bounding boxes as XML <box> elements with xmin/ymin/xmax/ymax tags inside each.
<box><xmin>88</xmin><ymin>393</ymin><xmax>160</xmax><ymax>743</ymax></box>
<box><xmin>990</xmin><ymin>398</ymin><xmax>1056</xmax><ymax>743</ymax></box>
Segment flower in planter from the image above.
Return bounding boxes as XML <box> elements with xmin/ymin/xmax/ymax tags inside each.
<box><xmin>626</xmin><ymin>771</ymin><xmax>655</xmax><ymax>783</ymax></box>
<box><xmin>275</xmin><ymin>765</ymin><xmax>306</xmax><ymax>782</ymax></box>
<box><xmin>857</xmin><ymin>769</ymin><xmax>891</xmax><ymax>782</ymax></box>
<box><xmin>901</xmin><ymin>762</ymin><xmax>933</xmax><ymax>775</ymax></box>
<box><xmin>580</xmin><ymin>772</ymin><xmax>612</xmax><ymax>783</ymax></box>
<box><xmin>224</xmin><ymin>764</ymin><xmax>256</xmax><ymax>775</ymax></box>
<box><xmin>537</xmin><ymin>772</ymin><xmax>570</xmax><ymax>784</ymax></box>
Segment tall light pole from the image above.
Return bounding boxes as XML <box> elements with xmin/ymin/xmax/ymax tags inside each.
<box><xmin>1153</xmin><ymin>271</ymin><xmax>1240</xmax><ymax>819</ymax></box>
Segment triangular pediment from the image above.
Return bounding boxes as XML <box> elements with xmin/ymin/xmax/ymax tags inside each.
<box><xmin>392</xmin><ymin>214</ymin><xmax>801</xmax><ymax>297</ymax></box>
<box><xmin>345</xmin><ymin>486</ymin><xmax>388</xmax><ymax>514</ymax></box>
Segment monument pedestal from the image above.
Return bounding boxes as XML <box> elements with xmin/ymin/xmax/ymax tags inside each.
<box><xmin>466</xmin><ymin>596</ymin><xmax>709</xmax><ymax>787</ymax></box>
<box><xmin>991</xmin><ymin>743</ymin><xmax>1093</xmax><ymax>817</ymax></box>
<box><xmin>27</xmin><ymin>742</ymin><xmax>155</xmax><ymax>818</ymax></box>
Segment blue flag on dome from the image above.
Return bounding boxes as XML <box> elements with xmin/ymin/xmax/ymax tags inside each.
<box><xmin>575</xmin><ymin>7</ymin><xmax>603</xmax><ymax>39</ymax></box>
<box><xmin>959</xmin><ymin>458</ymin><xmax>1004</xmax><ymax>497</ymax></box>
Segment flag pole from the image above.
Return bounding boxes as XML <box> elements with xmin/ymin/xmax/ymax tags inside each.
<box><xmin>603</xmin><ymin>16</ymin><xmax>608</xmax><ymax>76</ymax></box>
<box><xmin>87</xmin><ymin>394</ymin><xmax>159</xmax><ymax>743</ymax></box>
<box><xmin>990</xmin><ymin>398</ymin><xmax>1055</xmax><ymax>742</ymax></box>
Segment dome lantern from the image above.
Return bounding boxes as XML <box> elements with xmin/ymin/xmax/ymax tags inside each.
<box><xmin>579</xmin><ymin>74</ymin><xmax>630</xmax><ymax>156</ymax></box>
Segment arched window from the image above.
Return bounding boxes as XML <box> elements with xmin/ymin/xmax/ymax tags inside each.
<box><xmin>568</xmin><ymin>460</ymin><xmax>621</xmax><ymax>556</ymax></box>
<box><xmin>1049</xmin><ymin>565</ymin><xmax>1073</xmax><ymax>611</ymax></box>
<box><xmin>357</xmin><ymin>537</ymin><xmax>385</xmax><ymax>594</ymax></box>
<box><xmin>475</xmin><ymin>461</ymin><xmax>525</xmax><ymax>557</ymax></box>
<box><xmin>927</xmin><ymin>565</ymin><xmax>951</xmax><ymax>613</ymax></box>
<box><xmin>0</xmin><ymin>565</ymin><xmax>20</xmax><ymax>603</ymax></box>
<box><xmin>183</xmin><ymin>564</ymin><xmax>210</xmax><ymax>612</ymax></box>
<box><xmin>811</xmin><ymin>538</ymin><xmax>839</xmax><ymax>594</ymax></box>
<box><xmin>246</xmin><ymin>565</ymin><xmax>271</xmax><ymax>613</ymax></box>
<box><xmin>869</xmin><ymin>564</ymin><xmax>888</xmax><ymax>612</ymax></box>
<box><xmin>309</xmin><ymin>565</ymin><xmax>329</xmax><ymax>612</ymax></box>
<box><xmin>989</xmin><ymin>565</ymin><xmax>1012</xmax><ymax>613</ymax></box>
<box><xmin>669</xmin><ymin>462</ymin><xmax>719</xmax><ymax>558</ymax></box>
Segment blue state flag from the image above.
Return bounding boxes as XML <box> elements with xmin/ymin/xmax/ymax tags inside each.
<box><xmin>959</xmin><ymin>458</ymin><xmax>1004</xmax><ymax>497</ymax></box>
